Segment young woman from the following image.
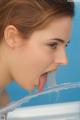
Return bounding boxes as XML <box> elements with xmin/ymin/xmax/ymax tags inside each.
<box><xmin>0</xmin><ymin>0</ymin><xmax>74</xmax><ymax>107</ymax></box>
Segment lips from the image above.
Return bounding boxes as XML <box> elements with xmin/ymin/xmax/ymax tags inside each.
<box><xmin>38</xmin><ymin>73</ymin><xmax>48</xmax><ymax>92</ymax></box>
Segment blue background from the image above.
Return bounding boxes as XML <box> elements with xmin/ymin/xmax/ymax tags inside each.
<box><xmin>6</xmin><ymin>3</ymin><xmax>80</xmax><ymax>107</ymax></box>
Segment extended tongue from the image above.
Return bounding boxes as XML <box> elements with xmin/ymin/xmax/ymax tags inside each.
<box><xmin>38</xmin><ymin>73</ymin><xmax>47</xmax><ymax>92</ymax></box>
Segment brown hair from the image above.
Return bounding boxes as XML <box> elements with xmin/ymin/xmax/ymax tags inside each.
<box><xmin>0</xmin><ymin>0</ymin><xmax>74</xmax><ymax>39</ymax></box>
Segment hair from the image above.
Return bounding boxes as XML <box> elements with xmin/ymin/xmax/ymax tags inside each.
<box><xmin>0</xmin><ymin>0</ymin><xmax>74</xmax><ymax>39</ymax></box>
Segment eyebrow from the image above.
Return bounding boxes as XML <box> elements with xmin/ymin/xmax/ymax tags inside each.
<box><xmin>48</xmin><ymin>38</ymin><xmax>70</xmax><ymax>44</ymax></box>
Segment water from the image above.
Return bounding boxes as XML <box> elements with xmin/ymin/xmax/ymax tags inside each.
<box><xmin>0</xmin><ymin>81</ymin><xmax>80</xmax><ymax>114</ymax></box>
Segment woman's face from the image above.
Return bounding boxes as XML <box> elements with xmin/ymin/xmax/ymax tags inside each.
<box><xmin>8</xmin><ymin>16</ymin><xmax>72</xmax><ymax>91</ymax></box>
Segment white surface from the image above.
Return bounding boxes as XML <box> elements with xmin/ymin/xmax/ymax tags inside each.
<box><xmin>7</xmin><ymin>101</ymin><xmax>80</xmax><ymax>120</ymax></box>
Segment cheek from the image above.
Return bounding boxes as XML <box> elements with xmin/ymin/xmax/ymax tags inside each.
<box><xmin>23</xmin><ymin>41</ymin><xmax>55</xmax><ymax>74</ymax></box>
<box><xmin>11</xmin><ymin>45</ymin><xmax>54</xmax><ymax>80</ymax></box>
<box><xmin>11</xmin><ymin>45</ymin><xmax>54</xmax><ymax>90</ymax></box>
<box><xmin>29</xmin><ymin>50</ymin><xmax>54</xmax><ymax>74</ymax></box>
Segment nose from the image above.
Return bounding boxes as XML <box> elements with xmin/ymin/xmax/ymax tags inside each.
<box><xmin>54</xmin><ymin>48</ymin><xmax>68</xmax><ymax>65</ymax></box>
<box><xmin>45</xmin><ymin>48</ymin><xmax>68</xmax><ymax>73</ymax></box>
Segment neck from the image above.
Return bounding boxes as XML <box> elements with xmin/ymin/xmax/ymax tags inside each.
<box><xmin>0</xmin><ymin>59</ymin><xmax>12</xmax><ymax>89</ymax></box>
<box><xmin>0</xmin><ymin>42</ymin><xmax>13</xmax><ymax>88</ymax></box>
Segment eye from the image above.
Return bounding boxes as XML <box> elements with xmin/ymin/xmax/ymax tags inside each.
<box><xmin>47</xmin><ymin>42</ymin><xmax>58</xmax><ymax>49</ymax></box>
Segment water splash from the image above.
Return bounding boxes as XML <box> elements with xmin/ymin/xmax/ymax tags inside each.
<box><xmin>0</xmin><ymin>81</ymin><xmax>80</xmax><ymax>114</ymax></box>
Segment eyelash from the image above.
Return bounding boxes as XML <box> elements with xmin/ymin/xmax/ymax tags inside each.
<box><xmin>65</xmin><ymin>43</ymin><xmax>69</xmax><ymax>47</ymax></box>
<box><xmin>48</xmin><ymin>42</ymin><xmax>69</xmax><ymax>50</ymax></box>
<box><xmin>47</xmin><ymin>42</ymin><xmax>59</xmax><ymax>49</ymax></box>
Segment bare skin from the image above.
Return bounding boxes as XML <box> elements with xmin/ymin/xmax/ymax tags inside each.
<box><xmin>0</xmin><ymin>90</ymin><xmax>9</xmax><ymax>107</ymax></box>
<box><xmin>0</xmin><ymin>16</ymin><xmax>72</xmax><ymax>106</ymax></box>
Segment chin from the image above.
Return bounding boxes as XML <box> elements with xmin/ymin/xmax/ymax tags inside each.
<box><xmin>22</xmin><ymin>86</ymin><xmax>33</xmax><ymax>93</ymax></box>
<box><xmin>26</xmin><ymin>85</ymin><xmax>35</xmax><ymax>92</ymax></box>
<box><xmin>18</xmin><ymin>82</ymin><xmax>34</xmax><ymax>92</ymax></box>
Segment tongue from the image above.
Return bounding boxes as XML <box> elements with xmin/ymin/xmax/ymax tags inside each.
<box><xmin>38</xmin><ymin>73</ymin><xmax>47</xmax><ymax>92</ymax></box>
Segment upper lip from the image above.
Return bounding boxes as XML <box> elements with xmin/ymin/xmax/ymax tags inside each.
<box><xmin>39</xmin><ymin>67</ymin><xmax>58</xmax><ymax>82</ymax></box>
<box><xmin>43</xmin><ymin>69</ymin><xmax>57</xmax><ymax>75</ymax></box>
<box><xmin>41</xmin><ymin>71</ymin><xmax>50</xmax><ymax>76</ymax></box>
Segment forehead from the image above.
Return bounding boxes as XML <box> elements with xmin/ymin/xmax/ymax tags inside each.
<box><xmin>29</xmin><ymin>16</ymin><xmax>72</xmax><ymax>43</ymax></box>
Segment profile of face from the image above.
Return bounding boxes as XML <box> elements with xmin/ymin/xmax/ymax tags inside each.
<box><xmin>3</xmin><ymin>16</ymin><xmax>72</xmax><ymax>91</ymax></box>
